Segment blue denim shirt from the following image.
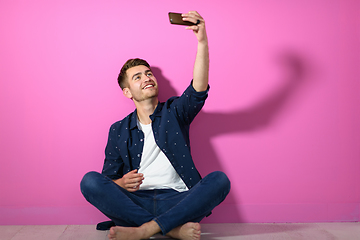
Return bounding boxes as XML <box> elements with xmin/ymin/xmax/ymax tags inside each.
<box><xmin>102</xmin><ymin>82</ymin><xmax>209</xmax><ymax>189</ymax></box>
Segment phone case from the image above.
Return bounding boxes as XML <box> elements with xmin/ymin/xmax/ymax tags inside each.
<box><xmin>168</xmin><ymin>12</ymin><xmax>195</xmax><ymax>26</ymax></box>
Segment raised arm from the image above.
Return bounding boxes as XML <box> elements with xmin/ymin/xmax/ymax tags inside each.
<box><xmin>182</xmin><ymin>11</ymin><xmax>209</xmax><ymax>92</ymax></box>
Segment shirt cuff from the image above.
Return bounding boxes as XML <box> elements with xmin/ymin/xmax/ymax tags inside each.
<box><xmin>189</xmin><ymin>80</ymin><xmax>210</xmax><ymax>98</ymax></box>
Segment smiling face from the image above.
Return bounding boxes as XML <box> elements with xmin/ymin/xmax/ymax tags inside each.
<box><xmin>123</xmin><ymin>65</ymin><xmax>159</xmax><ymax>103</ymax></box>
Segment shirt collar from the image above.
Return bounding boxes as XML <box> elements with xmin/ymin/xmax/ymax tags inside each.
<box><xmin>129</xmin><ymin>102</ymin><xmax>163</xmax><ymax>129</ymax></box>
<box><xmin>129</xmin><ymin>110</ymin><xmax>138</xmax><ymax>130</ymax></box>
<box><xmin>150</xmin><ymin>102</ymin><xmax>163</xmax><ymax>121</ymax></box>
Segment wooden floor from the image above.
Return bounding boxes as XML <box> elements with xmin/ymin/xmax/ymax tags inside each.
<box><xmin>1</xmin><ymin>223</ymin><xmax>360</xmax><ymax>240</ymax></box>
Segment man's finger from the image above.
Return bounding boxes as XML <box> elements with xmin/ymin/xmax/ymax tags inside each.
<box><xmin>125</xmin><ymin>170</ymin><xmax>143</xmax><ymax>179</ymax></box>
<box><xmin>186</xmin><ymin>26</ymin><xmax>200</xmax><ymax>32</ymax></box>
<box><xmin>183</xmin><ymin>11</ymin><xmax>202</xmax><ymax>19</ymax></box>
<box><xmin>126</xmin><ymin>181</ymin><xmax>143</xmax><ymax>191</ymax></box>
<box><xmin>129</xmin><ymin>175</ymin><xmax>144</xmax><ymax>182</ymax></box>
<box><xmin>126</xmin><ymin>180</ymin><xmax>143</xmax><ymax>187</ymax></box>
<box><xmin>124</xmin><ymin>176</ymin><xmax>143</xmax><ymax>185</ymax></box>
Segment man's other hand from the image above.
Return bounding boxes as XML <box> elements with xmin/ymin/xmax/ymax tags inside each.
<box><xmin>113</xmin><ymin>169</ymin><xmax>144</xmax><ymax>192</ymax></box>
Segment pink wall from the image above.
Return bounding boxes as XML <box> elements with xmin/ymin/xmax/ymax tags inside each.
<box><xmin>1</xmin><ymin>0</ymin><xmax>359</xmax><ymax>225</ymax></box>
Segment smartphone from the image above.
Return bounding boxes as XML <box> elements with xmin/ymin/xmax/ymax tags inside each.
<box><xmin>168</xmin><ymin>12</ymin><xmax>196</xmax><ymax>26</ymax></box>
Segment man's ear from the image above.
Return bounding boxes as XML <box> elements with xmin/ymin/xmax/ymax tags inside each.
<box><xmin>123</xmin><ymin>87</ymin><xmax>132</xmax><ymax>99</ymax></box>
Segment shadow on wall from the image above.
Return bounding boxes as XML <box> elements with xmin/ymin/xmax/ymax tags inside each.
<box><xmin>152</xmin><ymin>50</ymin><xmax>308</xmax><ymax>223</ymax></box>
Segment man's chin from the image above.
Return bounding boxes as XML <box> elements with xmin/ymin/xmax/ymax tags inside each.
<box><xmin>149</xmin><ymin>91</ymin><xmax>159</xmax><ymax>98</ymax></box>
<box><xmin>133</xmin><ymin>93</ymin><xmax>158</xmax><ymax>102</ymax></box>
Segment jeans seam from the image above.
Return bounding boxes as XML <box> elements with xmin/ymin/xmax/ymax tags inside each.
<box><xmin>153</xmin><ymin>217</ymin><xmax>166</xmax><ymax>235</ymax></box>
<box><xmin>154</xmin><ymin>190</ymin><xmax>157</xmax><ymax>216</ymax></box>
<box><xmin>155</xmin><ymin>182</ymin><xmax>202</xmax><ymax>234</ymax></box>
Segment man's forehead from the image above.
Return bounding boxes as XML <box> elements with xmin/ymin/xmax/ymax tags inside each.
<box><xmin>127</xmin><ymin>65</ymin><xmax>150</xmax><ymax>74</ymax></box>
<box><xmin>127</xmin><ymin>65</ymin><xmax>151</xmax><ymax>78</ymax></box>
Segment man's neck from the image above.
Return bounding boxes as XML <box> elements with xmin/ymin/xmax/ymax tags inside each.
<box><xmin>134</xmin><ymin>97</ymin><xmax>158</xmax><ymax>125</ymax></box>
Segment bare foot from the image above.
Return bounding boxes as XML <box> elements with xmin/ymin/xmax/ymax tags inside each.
<box><xmin>167</xmin><ymin>222</ymin><xmax>201</xmax><ymax>240</ymax></box>
<box><xmin>108</xmin><ymin>226</ymin><xmax>140</xmax><ymax>240</ymax></box>
<box><xmin>108</xmin><ymin>221</ymin><xmax>161</xmax><ymax>240</ymax></box>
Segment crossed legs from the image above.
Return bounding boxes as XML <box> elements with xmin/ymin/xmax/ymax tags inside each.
<box><xmin>80</xmin><ymin>171</ymin><xmax>230</xmax><ymax>240</ymax></box>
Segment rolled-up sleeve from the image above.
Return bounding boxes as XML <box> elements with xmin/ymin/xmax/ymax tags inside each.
<box><xmin>172</xmin><ymin>81</ymin><xmax>210</xmax><ymax>125</ymax></box>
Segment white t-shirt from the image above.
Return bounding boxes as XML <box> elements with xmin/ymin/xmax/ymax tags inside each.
<box><xmin>137</xmin><ymin>121</ymin><xmax>188</xmax><ymax>192</ymax></box>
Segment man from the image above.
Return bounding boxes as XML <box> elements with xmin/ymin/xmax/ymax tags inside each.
<box><xmin>80</xmin><ymin>11</ymin><xmax>230</xmax><ymax>240</ymax></box>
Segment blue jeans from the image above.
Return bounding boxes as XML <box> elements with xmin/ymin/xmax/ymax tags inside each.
<box><xmin>80</xmin><ymin>171</ymin><xmax>230</xmax><ymax>235</ymax></box>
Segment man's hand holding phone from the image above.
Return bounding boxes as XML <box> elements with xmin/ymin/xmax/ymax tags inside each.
<box><xmin>181</xmin><ymin>11</ymin><xmax>207</xmax><ymax>44</ymax></box>
<box><xmin>169</xmin><ymin>11</ymin><xmax>207</xmax><ymax>44</ymax></box>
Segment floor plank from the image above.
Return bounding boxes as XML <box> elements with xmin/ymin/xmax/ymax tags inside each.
<box><xmin>9</xmin><ymin>225</ymin><xmax>67</xmax><ymax>240</ymax></box>
<box><xmin>58</xmin><ymin>225</ymin><xmax>108</xmax><ymax>240</ymax></box>
<box><xmin>201</xmin><ymin>223</ymin><xmax>294</xmax><ymax>239</ymax></box>
<box><xmin>316</xmin><ymin>223</ymin><xmax>360</xmax><ymax>240</ymax></box>
<box><xmin>0</xmin><ymin>225</ymin><xmax>23</xmax><ymax>240</ymax></box>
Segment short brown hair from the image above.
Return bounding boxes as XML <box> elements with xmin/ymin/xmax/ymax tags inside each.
<box><xmin>117</xmin><ymin>58</ymin><xmax>151</xmax><ymax>90</ymax></box>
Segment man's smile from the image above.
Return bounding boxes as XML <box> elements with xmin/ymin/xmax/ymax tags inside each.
<box><xmin>142</xmin><ymin>83</ymin><xmax>155</xmax><ymax>89</ymax></box>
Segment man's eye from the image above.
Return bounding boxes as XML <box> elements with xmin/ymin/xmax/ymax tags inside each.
<box><xmin>147</xmin><ymin>73</ymin><xmax>153</xmax><ymax>77</ymax></box>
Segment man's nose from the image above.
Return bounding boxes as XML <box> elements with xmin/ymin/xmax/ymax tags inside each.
<box><xmin>143</xmin><ymin>74</ymin><xmax>151</xmax><ymax>81</ymax></box>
